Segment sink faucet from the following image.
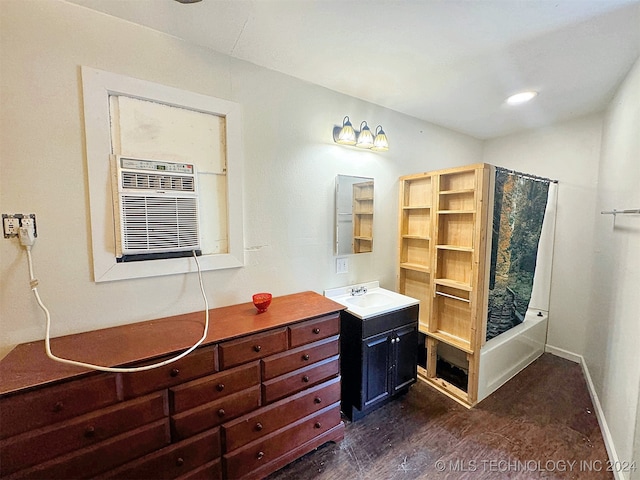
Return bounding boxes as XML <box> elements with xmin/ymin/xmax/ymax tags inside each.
<box><xmin>350</xmin><ymin>285</ymin><xmax>368</xmax><ymax>296</ymax></box>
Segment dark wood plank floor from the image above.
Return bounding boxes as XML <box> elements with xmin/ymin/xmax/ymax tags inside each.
<box><xmin>267</xmin><ymin>353</ymin><xmax>612</xmax><ymax>479</ymax></box>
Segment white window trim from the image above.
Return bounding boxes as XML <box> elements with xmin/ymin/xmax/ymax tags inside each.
<box><xmin>82</xmin><ymin>66</ymin><xmax>244</xmax><ymax>282</ymax></box>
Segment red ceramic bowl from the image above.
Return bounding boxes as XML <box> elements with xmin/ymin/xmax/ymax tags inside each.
<box><xmin>252</xmin><ymin>292</ymin><xmax>272</xmax><ymax>313</ymax></box>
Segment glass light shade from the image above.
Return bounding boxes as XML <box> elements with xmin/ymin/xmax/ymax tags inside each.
<box><xmin>335</xmin><ymin>116</ymin><xmax>357</xmax><ymax>145</ymax></box>
<box><xmin>356</xmin><ymin>121</ymin><xmax>374</xmax><ymax>148</ymax></box>
<box><xmin>371</xmin><ymin>125</ymin><xmax>388</xmax><ymax>151</ymax></box>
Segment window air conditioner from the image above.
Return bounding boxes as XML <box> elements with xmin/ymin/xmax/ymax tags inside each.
<box><xmin>111</xmin><ymin>156</ymin><xmax>201</xmax><ymax>262</ymax></box>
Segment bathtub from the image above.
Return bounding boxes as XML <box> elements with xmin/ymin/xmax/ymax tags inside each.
<box><xmin>477</xmin><ymin>309</ymin><xmax>548</xmax><ymax>402</ymax></box>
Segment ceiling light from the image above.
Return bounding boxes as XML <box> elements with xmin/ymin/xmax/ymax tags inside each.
<box><xmin>505</xmin><ymin>91</ymin><xmax>538</xmax><ymax>105</ymax></box>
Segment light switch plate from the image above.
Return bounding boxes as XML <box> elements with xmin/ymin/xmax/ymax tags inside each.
<box><xmin>336</xmin><ymin>257</ymin><xmax>348</xmax><ymax>274</ymax></box>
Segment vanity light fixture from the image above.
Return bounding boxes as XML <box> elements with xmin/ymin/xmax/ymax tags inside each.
<box><xmin>505</xmin><ymin>90</ymin><xmax>538</xmax><ymax>105</ymax></box>
<box><xmin>372</xmin><ymin>125</ymin><xmax>389</xmax><ymax>152</ymax></box>
<box><xmin>334</xmin><ymin>116</ymin><xmax>357</xmax><ymax>145</ymax></box>
<box><xmin>333</xmin><ymin>117</ymin><xmax>389</xmax><ymax>152</ymax></box>
<box><xmin>356</xmin><ymin>121</ymin><xmax>374</xmax><ymax>148</ymax></box>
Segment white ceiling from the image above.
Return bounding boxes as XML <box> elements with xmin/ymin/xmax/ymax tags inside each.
<box><xmin>68</xmin><ymin>0</ymin><xmax>640</xmax><ymax>139</ymax></box>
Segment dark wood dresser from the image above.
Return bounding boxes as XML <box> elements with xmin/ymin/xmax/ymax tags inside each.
<box><xmin>0</xmin><ymin>291</ymin><xmax>345</xmax><ymax>479</ymax></box>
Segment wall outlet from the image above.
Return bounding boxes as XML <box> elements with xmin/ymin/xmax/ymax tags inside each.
<box><xmin>3</xmin><ymin>215</ymin><xmax>20</xmax><ymax>237</ymax></box>
<box><xmin>3</xmin><ymin>214</ymin><xmax>37</xmax><ymax>238</ymax></box>
<box><xmin>336</xmin><ymin>257</ymin><xmax>348</xmax><ymax>274</ymax></box>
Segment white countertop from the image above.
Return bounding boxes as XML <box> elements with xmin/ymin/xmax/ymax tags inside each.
<box><xmin>324</xmin><ymin>281</ymin><xmax>419</xmax><ymax>320</ymax></box>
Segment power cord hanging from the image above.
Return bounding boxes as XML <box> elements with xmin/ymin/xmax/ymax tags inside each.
<box><xmin>21</xmin><ymin>224</ymin><xmax>209</xmax><ymax>373</ymax></box>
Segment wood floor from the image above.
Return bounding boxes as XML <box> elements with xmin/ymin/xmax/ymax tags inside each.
<box><xmin>266</xmin><ymin>353</ymin><xmax>612</xmax><ymax>479</ymax></box>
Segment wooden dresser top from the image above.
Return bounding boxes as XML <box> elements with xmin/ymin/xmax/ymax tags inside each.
<box><xmin>0</xmin><ymin>291</ymin><xmax>344</xmax><ymax>396</ymax></box>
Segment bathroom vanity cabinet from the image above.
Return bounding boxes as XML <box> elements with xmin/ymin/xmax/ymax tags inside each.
<box><xmin>398</xmin><ymin>164</ymin><xmax>490</xmax><ymax>407</ymax></box>
<box><xmin>0</xmin><ymin>292</ymin><xmax>345</xmax><ymax>480</ymax></box>
<box><xmin>339</xmin><ymin>305</ymin><xmax>418</xmax><ymax>421</ymax></box>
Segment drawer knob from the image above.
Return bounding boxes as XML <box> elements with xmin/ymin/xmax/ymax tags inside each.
<box><xmin>216</xmin><ymin>383</ymin><xmax>225</xmax><ymax>392</ymax></box>
<box><xmin>218</xmin><ymin>409</ymin><xmax>226</xmax><ymax>417</ymax></box>
<box><xmin>314</xmin><ymin>421</ymin><xmax>322</xmax><ymax>429</ymax></box>
<box><xmin>170</xmin><ymin>368</ymin><xmax>180</xmax><ymax>377</ymax></box>
<box><xmin>255</xmin><ymin>422</ymin><xmax>263</xmax><ymax>431</ymax></box>
<box><xmin>302</xmin><ymin>354</ymin><xmax>310</xmax><ymax>361</ymax></box>
<box><xmin>302</xmin><ymin>375</ymin><xmax>310</xmax><ymax>383</ymax></box>
<box><xmin>53</xmin><ymin>401</ymin><xmax>64</xmax><ymax>412</ymax></box>
<box><xmin>254</xmin><ymin>345</ymin><xmax>262</xmax><ymax>353</ymax></box>
<box><xmin>257</xmin><ymin>451</ymin><xmax>265</xmax><ymax>460</ymax></box>
<box><xmin>313</xmin><ymin>328</ymin><xmax>320</xmax><ymax>334</ymax></box>
<box><xmin>84</xmin><ymin>426</ymin><xmax>96</xmax><ymax>438</ymax></box>
<box><xmin>176</xmin><ymin>457</ymin><xmax>184</xmax><ymax>467</ymax></box>
<box><xmin>314</xmin><ymin>397</ymin><xmax>322</xmax><ymax>404</ymax></box>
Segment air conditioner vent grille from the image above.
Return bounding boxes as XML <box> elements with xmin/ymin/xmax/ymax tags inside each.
<box><xmin>121</xmin><ymin>171</ymin><xmax>195</xmax><ymax>192</ymax></box>
<box><xmin>120</xmin><ymin>195</ymin><xmax>199</xmax><ymax>252</ymax></box>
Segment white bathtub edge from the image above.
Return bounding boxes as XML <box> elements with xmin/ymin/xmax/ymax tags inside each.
<box><xmin>478</xmin><ymin>313</ymin><xmax>547</xmax><ymax>402</ymax></box>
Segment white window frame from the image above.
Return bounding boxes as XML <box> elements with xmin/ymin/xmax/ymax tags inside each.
<box><xmin>82</xmin><ymin>66</ymin><xmax>244</xmax><ymax>282</ymax></box>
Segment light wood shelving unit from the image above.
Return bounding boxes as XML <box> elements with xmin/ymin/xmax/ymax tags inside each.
<box><xmin>398</xmin><ymin>173</ymin><xmax>433</xmax><ymax>331</ymax></box>
<box><xmin>353</xmin><ymin>181</ymin><xmax>373</xmax><ymax>253</ymax></box>
<box><xmin>398</xmin><ymin>164</ymin><xmax>490</xmax><ymax>407</ymax></box>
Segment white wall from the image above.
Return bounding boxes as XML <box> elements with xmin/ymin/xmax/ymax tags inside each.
<box><xmin>483</xmin><ymin>57</ymin><xmax>640</xmax><ymax>475</ymax></box>
<box><xmin>588</xmin><ymin>57</ymin><xmax>640</xmax><ymax>478</ymax></box>
<box><xmin>482</xmin><ymin>114</ymin><xmax>604</xmax><ymax>355</ymax></box>
<box><xmin>0</xmin><ymin>0</ymin><xmax>482</xmax><ymax>358</ymax></box>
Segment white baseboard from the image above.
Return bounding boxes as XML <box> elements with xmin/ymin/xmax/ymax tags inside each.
<box><xmin>545</xmin><ymin>345</ymin><xmax>625</xmax><ymax>480</ymax></box>
<box><xmin>544</xmin><ymin>344</ymin><xmax>582</xmax><ymax>363</ymax></box>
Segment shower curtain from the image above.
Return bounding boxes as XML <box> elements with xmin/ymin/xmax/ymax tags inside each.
<box><xmin>486</xmin><ymin>169</ymin><xmax>552</xmax><ymax>340</ymax></box>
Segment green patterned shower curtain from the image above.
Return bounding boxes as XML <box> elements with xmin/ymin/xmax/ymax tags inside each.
<box><xmin>486</xmin><ymin>169</ymin><xmax>550</xmax><ymax>341</ymax></box>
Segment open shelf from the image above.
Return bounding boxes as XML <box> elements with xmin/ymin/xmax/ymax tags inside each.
<box><xmin>434</xmin><ymin>278</ymin><xmax>472</xmax><ymax>291</ymax></box>
<box><xmin>400</xmin><ymin>164</ymin><xmax>489</xmax><ymax>407</ymax></box>
<box><xmin>436</xmin><ymin>213</ymin><xmax>474</xmax><ymax>248</ymax></box>
<box><xmin>403</xmin><ymin>234</ymin><xmax>430</xmax><ymax>240</ymax></box>
<box><xmin>436</xmin><ymin>245</ymin><xmax>473</xmax><ymax>252</ymax></box>
<box><xmin>439</xmin><ymin>188</ymin><xmax>475</xmax><ymax>195</ymax></box>
<box><xmin>402</xmin><ymin>175</ymin><xmax>432</xmax><ymax>208</ymax></box>
<box><xmin>427</xmin><ymin>331</ymin><xmax>473</xmax><ymax>353</ymax></box>
<box><xmin>353</xmin><ymin>181</ymin><xmax>373</xmax><ymax>253</ymax></box>
<box><xmin>400</xmin><ymin>262</ymin><xmax>430</xmax><ymax>273</ymax></box>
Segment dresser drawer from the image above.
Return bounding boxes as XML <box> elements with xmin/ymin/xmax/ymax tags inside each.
<box><xmin>288</xmin><ymin>314</ymin><xmax>339</xmax><ymax>348</ymax></box>
<box><xmin>170</xmin><ymin>361</ymin><xmax>260</xmax><ymax>414</ymax></box>
<box><xmin>223</xmin><ymin>403</ymin><xmax>341</xmax><ymax>479</ymax></box>
<box><xmin>262</xmin><ymin>355</ymin><xmax>339</xmax><ymax>404</ymax></box>
<box><xmin>117</xmin><ymin>346</ymin><xmax>216</xmax><ymax>399</ymax></box>
<box><xmin>5</xmin><ymin>419</ymin><xmax>170</xmax><ymax>479</ymax></box>
<box><xmin>218</xmin><ymin>328</ymin><xmax>287</xmax><ymax>370</ymax></box>
<box><xmin>98</xmin><ymin>428</ymin><xmax>220</xmax><ymax>480</ymax></box>
<box><xmin>0</xmin><ymin>391</ymin><xmax>167</xmax><ymax>476</ymax></box>
<box><xmin>174</xmin><ymin>459</ymin><xmax>221</xmax><ymax>480</ymax></box>
<box><xmin>262</xmin><ymin>336</ymin><xmax>339</xmax><ymax>380</ymax></box>
<box><xmin>0</xmin><ymin>374</ymin><xmax>118</xmax><ymax>440</ymax></box>
<box><xmin>223</xmin><ymin>376</ymin><xmax>341</xmax><ymax>452</ymax></box>
<box><xmin>171</xmin><ymin>386</ymin><xmax>261</xmax><ymax>441</ymax></box>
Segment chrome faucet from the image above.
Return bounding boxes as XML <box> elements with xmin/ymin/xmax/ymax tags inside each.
<box><xmin>350</xmin><ymin>285</ymin><xmax>368</xmax><ymax>296</ymax></box>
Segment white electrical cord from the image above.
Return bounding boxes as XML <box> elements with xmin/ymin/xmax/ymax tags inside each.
<box><xmin>23</xmin><ymin>235</ymin><xmax>209</xmax><ymax>373</ymax></box>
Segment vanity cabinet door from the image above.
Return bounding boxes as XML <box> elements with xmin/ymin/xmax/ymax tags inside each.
<box><xmin>391</xmin><ymin>324</ymin><xmax>418</xmax><ymax>394</ymax></box>
<box><xmin>361</xmin><ymin>332</ymin><xmax>391</xmax><ymax>409</ymax></box>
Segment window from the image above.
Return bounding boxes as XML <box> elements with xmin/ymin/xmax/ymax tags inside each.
<box><xmin>82</xmin><ymin>67</ymin><xmax>244</xmax><ymax>282</ymax></box>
